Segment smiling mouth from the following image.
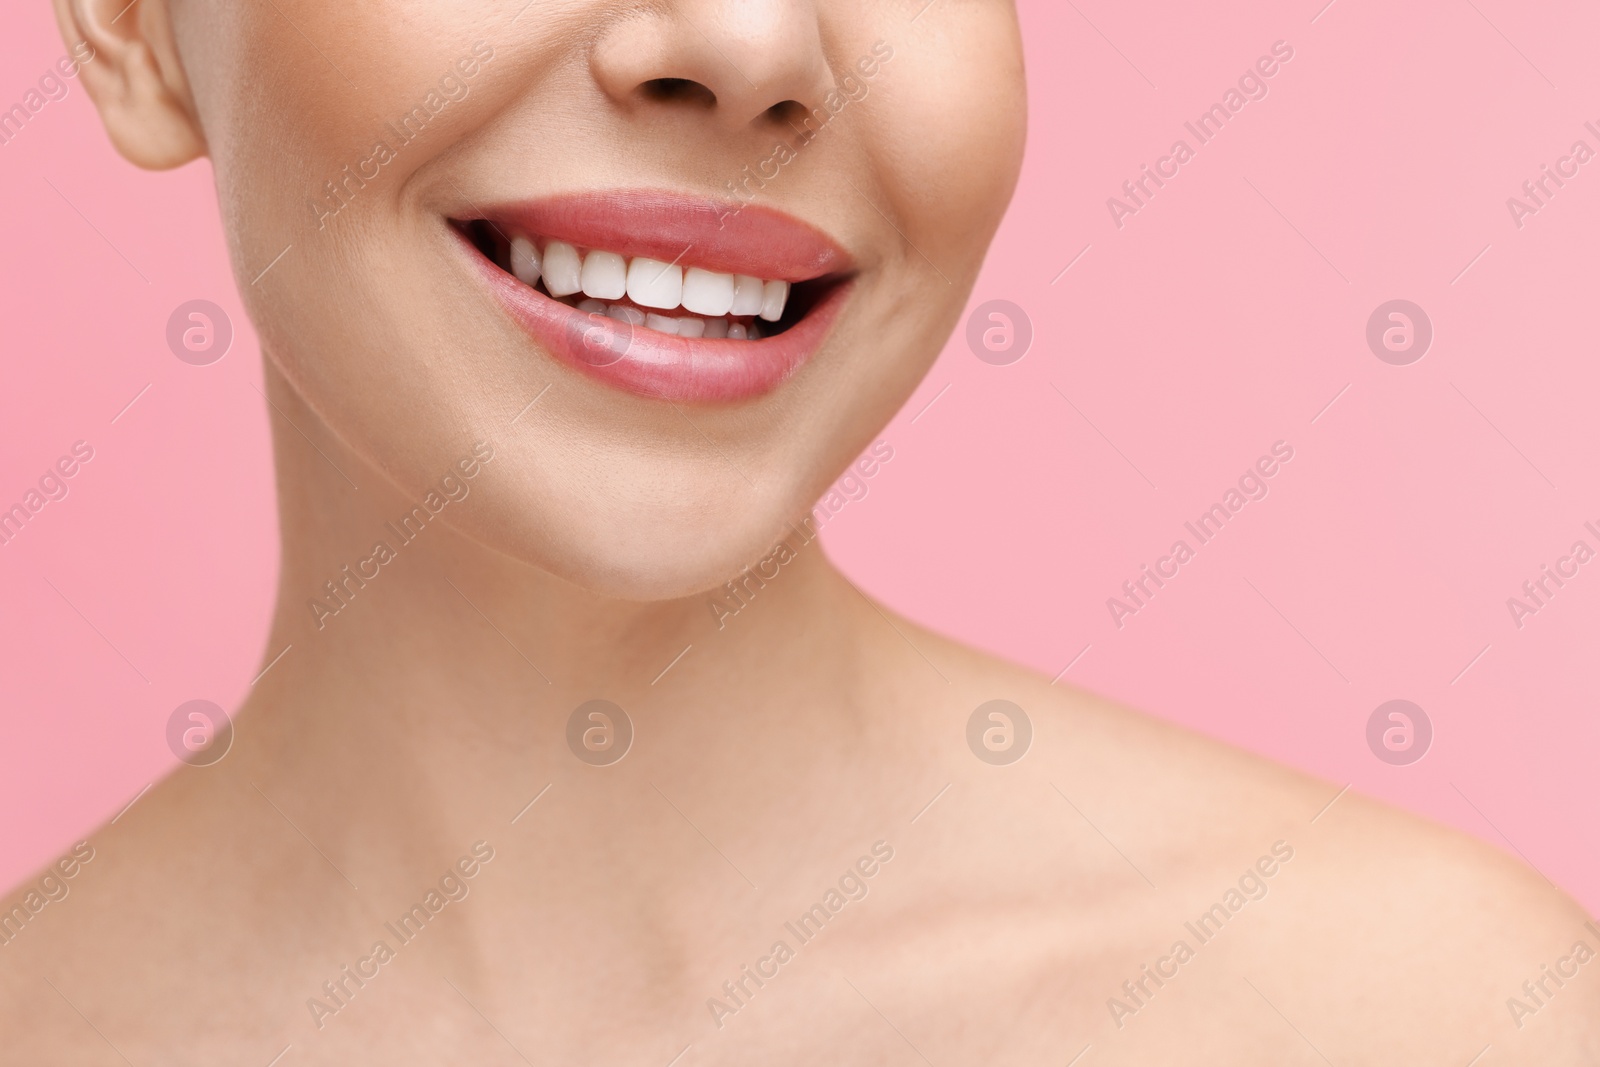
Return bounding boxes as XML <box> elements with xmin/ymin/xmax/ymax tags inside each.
<box><xmin>448</xmin><ymin>192</ymin><xmax>855</xmax><ymax>402</ymax></box>
<box><xmin>456</xmin><ymin>219</ymin><xmax>838</xmax><ymax>341</ymax></box>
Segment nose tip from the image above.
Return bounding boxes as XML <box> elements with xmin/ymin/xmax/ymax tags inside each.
<box><xmin>592</xmin><ymin>2</ymin><xmax>834</xmax><ymax>132</ymax></box>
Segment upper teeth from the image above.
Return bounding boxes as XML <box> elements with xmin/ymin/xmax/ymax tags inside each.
<box><xmin>507</xmin><ymin>234</ymin><xmax>790</xmax><ymax>323</ymax></box>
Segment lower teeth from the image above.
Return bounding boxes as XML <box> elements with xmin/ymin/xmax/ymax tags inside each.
<box><xmin>566</xmin><ymin>296</ymin><xmax>758</xmax><ymax>339</ymax></box>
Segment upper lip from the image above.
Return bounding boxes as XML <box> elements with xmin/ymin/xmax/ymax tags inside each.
<box><xmin>460</xmin><ymin>190</ymin><xmax>853</xmax><ymax>282</ymax></box>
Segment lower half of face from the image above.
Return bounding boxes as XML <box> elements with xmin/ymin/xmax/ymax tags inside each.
<box><xmin>188</xmin><ymin>0</ymin><xmax>1026</xmax><ymax>599</ymax></box>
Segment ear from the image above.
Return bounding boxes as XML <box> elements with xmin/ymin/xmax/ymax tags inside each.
<box><xmin>52</xmin><ymin>0</ymin><xmax>206</xmax><ymax>168</ymax></box>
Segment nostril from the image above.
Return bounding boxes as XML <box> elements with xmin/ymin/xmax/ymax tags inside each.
<box><xmin>640</xmin><ymin>77</ymin><xmax>717</xmax><ymax>109</ymax></box>
<box><xmin>765</xmin><ymin>99</ymin><xmax>811</xmax><ymax>128</ymax></box>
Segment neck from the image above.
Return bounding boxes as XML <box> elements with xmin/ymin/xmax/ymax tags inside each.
<box><xmin>232</xmin><ymin>360</ymin><xmax>891</xmax><ymax>876</ymax></box>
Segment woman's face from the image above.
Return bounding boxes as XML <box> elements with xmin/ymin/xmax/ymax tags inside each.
<box><xmin>168</xmin><ymin>0</ymin><xmax>1026</xmax><ymax>598</ymax></box>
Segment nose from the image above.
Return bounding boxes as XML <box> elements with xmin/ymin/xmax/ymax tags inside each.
<box><xmin>591</xmin><ymin>0</ymin><xmax>836</xmax><ymax>132</ymax></box>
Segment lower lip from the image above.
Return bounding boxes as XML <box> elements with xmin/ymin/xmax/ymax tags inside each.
<box><xmin>455</xmin><ymin>229</ymin><xmax>851</xmax><ymax>403</ymax></box>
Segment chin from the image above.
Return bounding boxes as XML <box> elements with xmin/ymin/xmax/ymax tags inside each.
<box><xmin>468</xmin><ymin>476</ymin><xmax>813</xmax><ymax>603</ymax></box>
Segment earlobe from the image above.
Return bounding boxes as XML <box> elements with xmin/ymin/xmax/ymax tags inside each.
<box><xmin>51</xmin><ymin>0</ymin><xmax>206</xmax><ymax>169</ymax></box>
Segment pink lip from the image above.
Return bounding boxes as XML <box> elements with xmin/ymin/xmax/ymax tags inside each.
<box><xmin>473</xmin><ymin>192</ymin><xmax>850</xmax><ymax>281</ymax></box>
<box><xmin>453</xmin><ymin>192</ymin><xmax>855</xmax><ymax>403</ymax></box>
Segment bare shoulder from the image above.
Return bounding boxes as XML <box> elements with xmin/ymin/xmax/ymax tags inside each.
<box><xmin>916</xmin><ymin>628</ymin><xmax>1600</xmax><ymax>1062</ymax></box>
<box><xmin>0</xmin><ymin>765</ymin><xmax>337</xmax><ymax>1062</ymax></box>
<box><xmin>0</xmin><ymin>838</ymin><xmax>112</xmax><ymax>1061</ymax></box>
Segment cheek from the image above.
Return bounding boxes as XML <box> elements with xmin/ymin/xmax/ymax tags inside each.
<box><xmin>190</xmin><ymin>5</ymin><xmax>507</xmax><ymax>489</ymax></box>
<box><xmin>863</xmin><ymin>23</ymin><xmax>1025</xmax><ymax>269</ymax></box>
<box><xmin>193</xmin><ymin>2</ymin><xmax>491</xmax><ymax>272</ymax></box>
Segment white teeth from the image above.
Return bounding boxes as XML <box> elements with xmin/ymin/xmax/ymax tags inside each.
<box><xmin>730</xmin><ymin>275</ymin><xmax>765</xmax><ymax>316</ymax></box>
<box><xmin>628</xmin><ymin>258</ymin><xmax>683</xmax><ymax>310</ymax></box>
<box><xmin>759</xmin><ymin>280</ymin><xmax>789</xmax><ymax>322</ymax></box>
<box><xmin>504</xmin><ymin>236</ymin><xmax>793</xmax><ymax>340</ymax></box>
<box><xmin>579</xmin><ymin>301</ymin><xmax>740</xmax><ymax>338</ymax></box>
<box><xmin>510</xmin><ymin>235</ymin><xmax>541</xmax><ymax>286</ymax></box>
<box><xmin>543</xmin><ymin>241</ymin><xmax>582</xmax><ymax>297</ymax></box>
<box><xmin>681</xmin><ymin>268</ymin><xmax>735</xmax><ymax>317</ymax></box>
<box><xmin>607</xmin><ymin>304</ymin><xmax>645</xmax><ymax>326</ymax></box>
<box><xmin>580</xmin><ymin>250</ymin><xmax>628</xmax><ymax>301</ymax></box>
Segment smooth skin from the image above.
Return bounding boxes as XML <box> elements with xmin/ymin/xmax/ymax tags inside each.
<box><xmin>3</xmin><ymin>0</ymin><xmax>1597</xmax><ymax>1062</ymax></box>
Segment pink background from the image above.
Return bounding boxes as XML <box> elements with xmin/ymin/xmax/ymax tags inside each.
<box><xmin>3</xmin><ymin>0</ymin><xmax>1597</xmax><ymax>910</ymax></box>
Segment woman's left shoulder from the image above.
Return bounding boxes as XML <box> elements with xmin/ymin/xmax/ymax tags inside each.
<box><xmin>919</xmin><ymin>633</ymin><xmax>1600</xmax><ymax>1060</ymax></box>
